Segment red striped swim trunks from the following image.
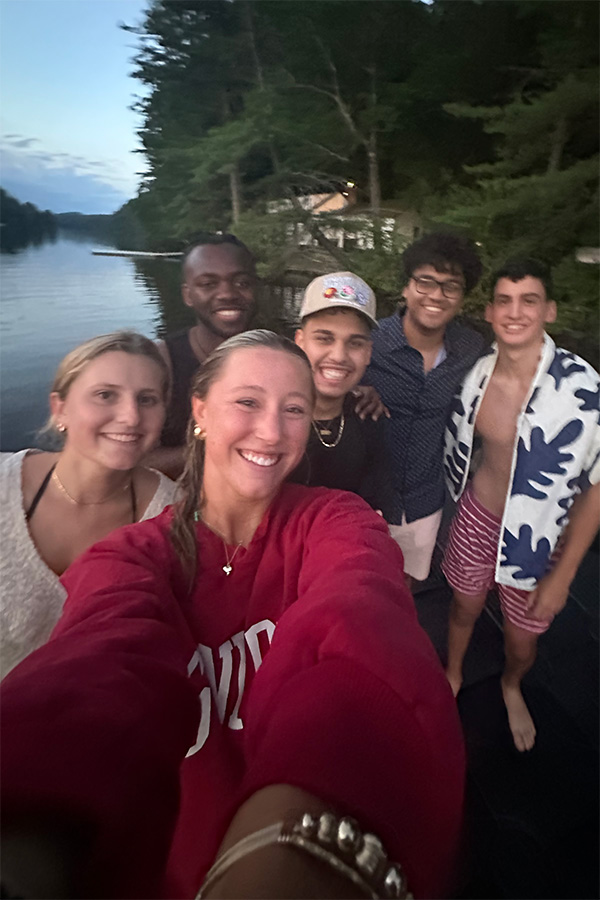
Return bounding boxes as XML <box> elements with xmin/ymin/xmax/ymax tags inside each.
<box><xmin>442</xmin><ymin>485</ymin><xmax>553</xmax><ymax>635</ymax></box>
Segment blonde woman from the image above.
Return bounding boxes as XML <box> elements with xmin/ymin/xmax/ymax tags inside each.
<box><xmin>1</xmin><ymin>332</ymin><xmax>463</xmax><ymax>900</ymax></box>
<box><xmin>0</xmin><ymin>331</ymin><xmax>178</xmax><ymax>677</ymax></box>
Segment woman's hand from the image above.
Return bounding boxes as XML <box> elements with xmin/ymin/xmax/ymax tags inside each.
<box><xmin>201</xmin><ymin>785</ymin><xmax>366</xmax><ymax>899</ymax></box>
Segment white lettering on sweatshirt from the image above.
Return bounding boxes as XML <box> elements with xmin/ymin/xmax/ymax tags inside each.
<box><xmin>185</xmin><ymin>618</ymin><xmax>276</xmax><ymax>756</ymax></box>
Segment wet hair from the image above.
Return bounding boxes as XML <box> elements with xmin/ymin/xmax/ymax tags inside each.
<box><xmin>170</xmin><ymin>330</ymin><xmax>315</xmax><ymax>581</ymax></box>
<box><xmin>402</xmin><ymin>232</ymin><xmax>482</xmax><ymax>294</ymax></box>
<box><xmin>39</xmin><ymin>331</ymin><xmax>170</xmax><ymax>447</ymax></box>
<box><xmin>181</xmin><ymin>233</ymin><xmax>256</xmax><ymax>276</ymax></box>
<box><xmin>491</xmin><ymin>257</ymin><xmax>553</xmax><ymax>298</ymax></box>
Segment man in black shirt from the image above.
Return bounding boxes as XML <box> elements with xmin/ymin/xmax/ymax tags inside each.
<box><xmin>291</xmin><ymin>272</ymin><xmax>392</xmax><ymax>517</ymax></box>
<box><xmin>147</xmin><ymin>235</ymin><xmax>258</xmax><ymax>479</ymax></box>
<box><xmin>146</xmin><ymin>238</ymin><xmax>383</xmax><ymax>481</ymax></box>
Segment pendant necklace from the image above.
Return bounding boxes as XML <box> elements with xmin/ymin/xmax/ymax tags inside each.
<box><xmin>194</xmin><ymin>512</ymin><xmax>245</xmax><ymax>576</ymax></box>
<box><xmin>221</xmin><ymin>541</ymin><xmax>243</xmax><ymax>576</ymax></box>
<box><xmin>312</xmin><ymin>413</ymin><xmax>345</xmax><ymax>449</ymax></box>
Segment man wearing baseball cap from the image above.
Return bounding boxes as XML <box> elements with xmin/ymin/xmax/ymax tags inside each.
<box><xmin>290</xmin><ymin>272</ymin><xmax>392</xmax><ymax>517</ymax></box>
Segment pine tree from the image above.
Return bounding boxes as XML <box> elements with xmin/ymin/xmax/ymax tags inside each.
<box><xmin>432</xmin><ymin>1</ymin><xmax>598</xmax><ymax>328</ymax></box>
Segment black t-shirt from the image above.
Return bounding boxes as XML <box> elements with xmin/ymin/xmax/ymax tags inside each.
<box><xmin>161</xmin><ymin>330</ymin><xmax>204</xmax><ymax>447</ymax></box>
<box><xmin>289</xmin><ymin>394</ymin><xmax>393</xmax><ymax>518</ymax></box>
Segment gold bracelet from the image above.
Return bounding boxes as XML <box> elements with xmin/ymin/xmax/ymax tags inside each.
<box><xmin>196</xmin><ymin>812</ymin><xmax>412</xmax><ymax>899</ymax></box>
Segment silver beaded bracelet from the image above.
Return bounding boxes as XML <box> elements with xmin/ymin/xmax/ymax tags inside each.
<box><xmin>196</xmin><ymin>811</ymin><xmax>412</xmax><ymax>899</ymax></box>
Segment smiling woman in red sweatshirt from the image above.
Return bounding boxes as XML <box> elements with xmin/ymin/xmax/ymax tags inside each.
<box><xmin>1</xmin><ymin>330</ymin><xmax>464</xmax><ymax>900</ymax></box>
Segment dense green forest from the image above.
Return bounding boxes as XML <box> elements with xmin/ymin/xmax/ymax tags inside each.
<box><xmin>114</xmin><ymin>0</ymin><xmax>598</xmax><ymax>333</ymax></box>
<box><xmin>0</xmin><ymin>189</ymin><xmax>57</xmax><ymax>252</ymax></box>
<box><xmin>25</xmin><ymin>0</ymin><xmax>590</xmax><ymax>339</ymax></box>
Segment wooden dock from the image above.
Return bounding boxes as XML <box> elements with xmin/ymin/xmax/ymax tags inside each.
<box><xmin>91</xmin><ymin>250</ymin><xmax>181</xmax><ymax>258</ymax></box>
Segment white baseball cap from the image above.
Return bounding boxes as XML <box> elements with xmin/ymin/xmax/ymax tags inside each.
<box><xmin>299</xmin><ymin>272</ymin><xmax>377</xmax><ymax>327</ymax></box>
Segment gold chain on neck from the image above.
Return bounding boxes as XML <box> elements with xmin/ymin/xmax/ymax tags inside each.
<box><xmin>312</xmin><ymin>413</ymin><xmax>345</xmax><ymax>449</ymax></box>
<box><xmin>52</xmin><ymin>469</ymin><xmax>131</xmax><ymax>506</ymax></box>
<box><xmin>195</xmin><ymin>513</ymin><xmax>245</xmax><ymax>576</ymax></box>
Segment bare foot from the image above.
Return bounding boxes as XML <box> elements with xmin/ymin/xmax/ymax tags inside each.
<box><xmin>501</xmin><ymin>680</ymin><xmax>536</xmax><ymax>751</ymax></box>
<box><xmin>445</xmin><ymin>669</ymin><xmax>462</xmax><ymax>698</ymax></box>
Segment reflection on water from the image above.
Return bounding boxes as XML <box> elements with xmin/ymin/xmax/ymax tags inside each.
<box><xmin>1</xmin><ymin>235</ymin><xmax>163</xmax><ymax>450</ymax></box>
<box><xmin>130</xmin><ymin>257</ymin><xmax>307</xmax><ymax>339</ymax></box>
<box><xmin>0</xmin><ymin>227</ymin><xmax>58</xmax><ymax>255</ymax></box>
<box><xmin>129</xmin><ymin>256</ymin><xmax>189</xmax><ymax>338</ymax></box>
<box><xmin>0</xmin><ymin>234</ymin><xmax>309</xmax><ymax>451</ymax></box>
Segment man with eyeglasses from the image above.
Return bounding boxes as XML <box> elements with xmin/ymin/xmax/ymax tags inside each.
<box><xmin>364</xmin><ymin>231</ymin><xmax>485</xmax><ymax>586</ymax></box>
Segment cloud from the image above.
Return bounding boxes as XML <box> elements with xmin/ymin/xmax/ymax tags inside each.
<box><xmin>2</xmin><ymin>134</ymin><xmax>40</xmax><ymax>147</ymax></box>
<box><xmin>2</xmin><ymin>169</ymin><xmax>130</xmax><ymax>215</ymax></box>
<box><xmin>0</xmin><ymin>136</ymin><xmax>141</xmax><ymax>213</ymax></box>
<box><xmin>9</xmin><ymin>137</ymin><xmax>39</xmax><ymax>148</ymax></box>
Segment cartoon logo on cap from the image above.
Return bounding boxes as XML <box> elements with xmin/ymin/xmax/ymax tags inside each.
<box><xmin>321</xmin><ymin>277</ymin><xmax>368</xmax><ymax>307</ymax></box>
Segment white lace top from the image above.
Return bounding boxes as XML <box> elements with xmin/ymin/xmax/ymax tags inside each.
<box><xmin>0</xmin><ymin>450</ymin><xmax>178</xmax><ymax>679</ymax></box>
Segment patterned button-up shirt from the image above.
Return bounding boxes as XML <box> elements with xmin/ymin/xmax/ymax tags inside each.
<box><xmin>364</xmin><ymin>311</ymin><xmax>485</xmax><ymax>524</ymax></box>
<box><xmin>444</xmin><ymin>334</ymin><xmax>600</xmax><ymax>589</ymax></box>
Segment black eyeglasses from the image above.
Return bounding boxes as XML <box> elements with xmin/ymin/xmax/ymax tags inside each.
<box><xmin>412</xmin><ymin>275</ymin><xmax>465</xmax><ymax>300</ymax></box>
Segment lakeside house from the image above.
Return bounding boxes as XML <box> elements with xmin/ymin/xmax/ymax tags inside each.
<box><xmin>267</xmin><ymin>186</ymin><xmax>421</xmax><ymax>252</ymax></box>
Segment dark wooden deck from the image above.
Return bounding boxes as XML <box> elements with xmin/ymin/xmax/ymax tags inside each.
<box><xmin>414</xmin><ymin>544</ymin><xmax>599</xmax><ymax>900</ymax></box>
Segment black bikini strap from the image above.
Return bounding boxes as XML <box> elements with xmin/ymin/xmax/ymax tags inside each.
<box><xmin>25</xmin><ymin>463</ymin><xmax>56</xmax><ymax>522</ymax></box>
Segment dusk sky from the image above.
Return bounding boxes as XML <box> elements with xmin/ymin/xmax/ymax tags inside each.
<box><xmin>0</xmin><ymin>0</ymin><xmax>150</xmax><ymax>214</ymax></box>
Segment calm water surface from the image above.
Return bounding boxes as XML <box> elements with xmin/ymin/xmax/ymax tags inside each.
<box><xmin>0</xmin><ymin>233</ymin><xmax>302</xmax><ymax>451</ymax></box>
<box><xmin>1</xmin><ymin>235</ymin><xmax>183</xmax><ymax>450</ymax></box>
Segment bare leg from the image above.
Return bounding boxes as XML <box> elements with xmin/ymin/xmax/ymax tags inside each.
<box><xmin>446</xmin><ymin>590</ymin><xmax>487</xmax><ymax>697</ymax></box>
<box><xmin>501</xmin><ymin>620</ymin><xmax>538</xmax><ymax>752</ymax></box>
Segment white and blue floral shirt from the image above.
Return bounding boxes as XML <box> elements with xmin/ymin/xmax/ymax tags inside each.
<box><xmin>444</xmin><ymin>333</ymin><xmax>600</xmax><ymax>590</ymax></box>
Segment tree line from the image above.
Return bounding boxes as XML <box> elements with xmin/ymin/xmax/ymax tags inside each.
<box><xmin>117</xmin><ymin>1</ymin><xmax>596</xmax><ymax>335</ymax></box>
<box><xmin>0</xmin><ymin>189</ymin><xmax>57</xmax><ymax>252</ymax></box>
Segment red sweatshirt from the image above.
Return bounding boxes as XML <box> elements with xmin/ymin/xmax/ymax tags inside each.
<box><xmin>1</xmin><ymin>485</ymin><xmax>464</xmax><ymax>899</ymax></box>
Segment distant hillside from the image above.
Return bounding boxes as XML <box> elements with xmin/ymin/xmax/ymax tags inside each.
<box><xmin>55</xmin><ymin>212</ymin><xmax>116</xmax><ymax>238</ymax></box>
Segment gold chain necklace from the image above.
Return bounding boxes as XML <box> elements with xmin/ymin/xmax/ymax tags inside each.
<box><xmin>195</xmin><ymin>514</ymin><xmax>245</xmax><ymax>576</ymax></box>
<box><xmin>312</xmin><ymin>413</ymin><xmax>345</xmax><ymax>449</ymax></box>
<box><xmin>52</xmin><ymin>469</ymin><xmax>131</xmax><ymax>506</ymax></box>
<box><xmin>220</xmin><ymin>542</ymin><xmax>244</xmax><ymax>576</ymax></box>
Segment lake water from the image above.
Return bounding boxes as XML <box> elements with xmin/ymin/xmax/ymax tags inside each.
<box><xmin>0</xmin><ymin>233</ymin><xmax>304</xmax><ymax>451</ymax></box>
